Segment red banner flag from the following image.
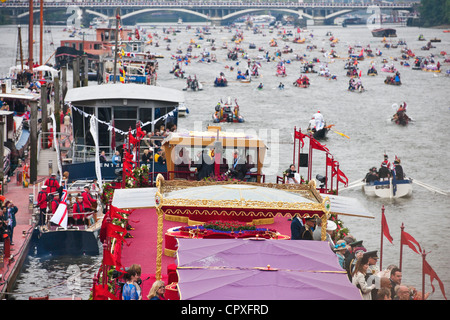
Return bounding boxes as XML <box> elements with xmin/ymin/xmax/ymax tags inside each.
<box><xmin>381</xmin><ymin>210</ymin><xmax>394</xmax><ymax>244</ymax></box>
<box><xmin>401</xmin><ymin>230</ymin><xmax>422</xmax><ymax>254</ymax></box>
<box><xmin>294</xmin><ymin>130</ymin><xmax>307</xmax><ymax>148</ymax></box>
<box><xmin>128</xmin><ymin>131</ymin><xmax>138</xmax><ymax>145</ymax></box>
<box><xmin>103</xmin><ymin>250</ymin><xmax>116</xmax><ymax>266</ymax></box>
<box><xmin>106</xmin><ymin>223</ymin><xmax>127</xmax><ymax>240</ymax></box>
<box><xmin>326</xmin><ymin>156</ymin><xmax>348</xmax><ymax>186</ymax></box>
<box><xmin>309</xmin><ymin>137</ymin><xmax>329</xmax><ymax>153</ymax></box>
<box><xmin>136</xmin><ymin>123</ymin><xmax>146</xmax><ymax>139</ymax></box>
<box><xmin>335</xmin><ymin>168</ymin><xmax>348</xmax><ymax>186</ymax></box>
<box><xmin>423</xmin><ymin>259</ymin><xmax>447</xmax><ymax>300</ymax></box>
<box><xmin>93</xmin><ymin>284</ymin><xmax>119</xmax><ymax>300</ymax></box>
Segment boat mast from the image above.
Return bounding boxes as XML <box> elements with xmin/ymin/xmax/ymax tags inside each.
<box><xmin>16</xmin><ymin>26</ymin><xmax>24</xmax><ymax>70</ymax></box>
<box><xmin>40</xmin><ymin>0</ymin><xmax>44</xmax><ymax>67</ymax></box>
<box><xmin>28</xmin><ymin>0</ymin><xmax>33</xmax><ymax>71</ymax></box>
<box><xmin>113</xmin><ymin>8</ymin><xmax>120</xmax><ymax>84</ymax></box>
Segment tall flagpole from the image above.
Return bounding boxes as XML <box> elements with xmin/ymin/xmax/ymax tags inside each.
<box><xmin>308</xmin><ymin>133</ymin><xmax>312</xmax><ymax>181</ymax></box>
<box><xmin>293</xmin><ymin>127</ymin><xmax>297</xmax><ymax>172</ymax></box>
<box><xmin>422</xmin><ymin>249</ymin><xmax>426</xmax><ymax>300</ymax></box>
<box><xmin>380</xmin><ymin>205</ymin><xmax>385</xmax><ymax>270</ymax></box>
<box><xmin>399</xmin><ymin>222</ymin><xmax>405</xmax><ymax>270</ymax></box>
<box><xmin>28</xmin><ymin>0</ymin><xmax>34</xmax><ymax>71</ymax></box>
<box><xmin>113</xmin><ymin>8</ymin><xmax>120</xmax><ymax>84</ymax></box>
<box><xmin>40</xmin><ymin>0</ymin><xmax>43</xmax><ymax>67</ymax></box>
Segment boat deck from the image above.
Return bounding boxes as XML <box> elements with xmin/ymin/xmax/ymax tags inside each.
<box><xmin>119</xmin><ymin>207</ymin><xmax>294</xmax><ymax>299</ymax></box>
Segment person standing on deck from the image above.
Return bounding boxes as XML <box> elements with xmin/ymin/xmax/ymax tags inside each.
<box><xmin>82</xmin><ymin>185</ymin><xmax>97</xmax><ymax>211</ymax></box>
<box><xmin>313</xmin><ymin>110</ymin><xmax>324</xmax><ymax>131</ymax></box>
<box><xmin>37</xmin><ymin>185</ymin><xmax>49</xmax><ymax>225</ymax></box>
<box><xmin>50</xmin><ymin>193</ymin><xmax>60</xmax><ymax>215</ymax></box>
<box><xmin>72</xmin><ymin>194</ymin><xmax>85</xmax><ymax>225</ymax></box>
<box><xmin>44</xmin><ymin>173</ymin><xmax>60</xmax><ymax>196</ymax></box>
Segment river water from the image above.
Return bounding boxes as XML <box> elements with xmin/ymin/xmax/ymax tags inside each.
<box><xmin>2</xmin><ymin>21</ymin><xmax>450</xmax><ymax>300</ymax></box>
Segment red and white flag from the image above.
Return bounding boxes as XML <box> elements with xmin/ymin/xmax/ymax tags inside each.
<box><xmin>50</xmin><ymin>190</ymin><xmax>68</xmax><ymax>229</ymax></box>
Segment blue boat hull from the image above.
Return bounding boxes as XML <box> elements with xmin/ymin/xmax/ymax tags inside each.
<box><xmin>32</xmin><ymin>228</ymin><xmax>100</xmax><ymax>256</ymax></box>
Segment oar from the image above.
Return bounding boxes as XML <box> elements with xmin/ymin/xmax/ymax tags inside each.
<box><xmin>326</xmin><ymin>124</ymin><xmax>350</xmax><ymax>139</ymax></box>
<box><xmin>341</xmin><ymin>181</ymin><xmax>365</xmax><ymax>190</ymax></box>
<box><xmin>412</xmin><ymin>179</ymin><xmax>448</xmax><ymax>195</ymax></box>
<box><xmin>331</xmin><ymin>129</ymin><xmax>350</xmax><ymax>139</ymax></box>
<box><xmin>348</xmin><ymin>180</ymin><xmax>364</xmax><ymax>186</ymax></box>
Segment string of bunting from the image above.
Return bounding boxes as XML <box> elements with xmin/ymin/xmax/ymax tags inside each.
<box><xmin>65</xmin><ymin>102</ymin><xmax>178</xmax><ymax>135</ymax></box>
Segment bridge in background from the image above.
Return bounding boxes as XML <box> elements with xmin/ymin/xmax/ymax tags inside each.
<box><xmin>2</xmin><ymin>1</ymin><xmax>418</xmax><ymax>25</ymax></box>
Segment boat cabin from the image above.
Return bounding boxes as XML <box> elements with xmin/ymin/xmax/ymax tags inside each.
<box><xmin>0</xmin><ymin>82</ymin><xmax>39</xmax><ymax>174</ymax></box>
<box><xmin>161</xmin><ymin>126</ymin><xmax>267</xmax><ymax>183</ymax></box>
<box><xmin>60</xmin><ymin>27</ymin><xmax>132</xmax><ymax>57</ymax></box>
<box><xmin>64</xmin><ymin>83</ymin><xmax>184</xmax><ymax>163</ymax></box>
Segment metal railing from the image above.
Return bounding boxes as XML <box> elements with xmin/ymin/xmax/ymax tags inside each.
<box><xmin>37</xmin><ymin>131</ymin><xmax>73</xmax><ymax>168</ymax></box>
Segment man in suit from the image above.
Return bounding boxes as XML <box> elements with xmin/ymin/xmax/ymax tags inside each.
<box><xmin>290</xmin><ymin>214</ymin><xmax>304</xmax><ymax>240</ymax></box>
<box><xmin>299</xmin><ymin>217</ymin><xmax>316</xmax><ymax>240</ymax></box>
<box><xmin>229</xmin><ymin>150</ymin><xmax>247</xmax><ymax>180</ymax></box>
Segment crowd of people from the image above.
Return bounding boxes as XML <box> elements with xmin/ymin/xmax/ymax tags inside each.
<box><xmin>290</xmin><ymin>215</ymin><xmax>429</xmax><ymax>300</ymax></box>
<box><xmin>0</xmin><ymin>196</ymin><xmax>18</xmax><ymax>250</ymax></box>
<box><xmin>120</xmin><ymin>264</ymin><xmax>166</xmax><ymax>300</ymax></box>
<box><xmin>98</xmin><ymin>123</ymin><xmax>178</xmax><ymax>167</ymax></box>
<box><xmin>37</xmin><ymin>172</ymin><xmax>99</xmax><ymax>226</ymax></box>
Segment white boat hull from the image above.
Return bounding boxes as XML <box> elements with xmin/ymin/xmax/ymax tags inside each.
<box><xmin>363</xmin><ymin>179</ymin><xmax>413</xmax><ymax>198</ymax></box>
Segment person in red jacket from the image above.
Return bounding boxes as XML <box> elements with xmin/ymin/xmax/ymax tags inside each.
<box><xmin>44</xmin><ymin>173</ymin><xmax>60</xmax><ymax>195</ymax></box>
<box><xmin>50</xmin><ymin>193</ymin><xmax>60</xmax><ymax>215</ymax></box>
<box><xmin>37</xmin><ymin>185</ymin><xmax>48</xmax><ymax>225</ymax></box>
<box><xmin>82</xmin><ymin>185</ymin><xmax>97</xmax><ymax>211</ymax></box>
<box><xmin>72</xmin><ymin>195</ymin><xmax>85</xmax><ymax>225</ymax></box>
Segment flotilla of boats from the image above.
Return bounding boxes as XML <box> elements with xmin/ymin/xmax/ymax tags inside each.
<box><xmin>2</xmin><ymin>9</ymin><xmax>449</xmax><ymax>301</ymax></box>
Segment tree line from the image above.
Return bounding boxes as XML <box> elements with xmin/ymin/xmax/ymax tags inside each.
<box><xmin>418</xmin><ymin>0</ymin><xmax>450</xmax><ymax>27</ymax></box>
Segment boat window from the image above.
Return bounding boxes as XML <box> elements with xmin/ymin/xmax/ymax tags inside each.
<box><xmin>73</xmin><ymin>106</ymin><xmax>94</xmax><ymax>148</ymax></box>
<box><xmin>139</xmin><ymin>108</ymin><xmax>153</xmax><ymax>129</ymax></box>
<box><xmin>98</xmin><ymin>107</ymin><xmax>112</xmax><ymax>152</ymax></box>
<box><xmin>114</xmin><ymin>106</ymin><xmax>137</xmax><ymax>119</ymax></box>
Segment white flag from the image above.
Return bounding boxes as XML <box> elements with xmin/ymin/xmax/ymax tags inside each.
<box><xmin>50</xmin><ymin>190</ymin><xmax>68</xmax><ymax>229</ymax></box>
<box><xmin>90</xmin><ymin>116</ymin><xmax>103</xmax><ymax>192</ymax></box>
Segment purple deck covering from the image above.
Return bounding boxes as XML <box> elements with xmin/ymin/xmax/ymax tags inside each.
<box><xmin>176</xmin><ymin>239</ymin><xmax>362</xmax><ymax>300</ymax></box>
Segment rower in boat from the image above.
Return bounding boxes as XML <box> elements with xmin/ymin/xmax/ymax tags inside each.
<box><xmin>214</xmin><ymin>72</ymin><xmax>228</xmax><ymax>87</ymax></box>
<box><xmin>307</xmin><ymin>110</ymin><xmax>328</xmax><ymax>139</ymax></box>
<box><xmin>384</xmin><ymin>71</ymin><xmax>401</xmax><ymax>85</ymax></box>
<box><xmin>293</xmin><ymin>75</ymin><xmax>310</xmax><ymax>87</ymax></box>
<box><xmin>367</xmin><ymin>65</ymin><xmax>378</xmax><ymax>76</ymax></box>
<box><xmin>348</xmin><ymin>77</ymin><xmax>364</xmax><ymax>92</ymax></box>
<box><xmin>362</xmin><ymin>155</ymin><xmax>412</xmax><ymax>198</ymax></box>
<box><xmin>392</xmin><ymin>102</ymin><xmax>411</xmax><ymax>125</ymax></box>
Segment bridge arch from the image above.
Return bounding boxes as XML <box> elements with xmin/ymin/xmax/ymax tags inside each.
<box><xmin>85</xmin><ymin>9</ymin><xmax>109</xmax><ymax>21</ymax></box>
<box><xmin>221</xmin><ymin>8</ymin><xmax>313</xmax><ymax>22</ymax></box>
<box><xmin>120</xmin><ymin>8</ymin><xmax>209</xmax><ymax>22</ymax></box>
<box><xmin>324</xmin><ymin>9</ymin><xmax>353</xmax><ymax>21</ymax></box>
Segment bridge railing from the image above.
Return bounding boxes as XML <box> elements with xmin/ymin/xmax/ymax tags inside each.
<box><xmin>2</xmin><ymin>1</ymin><xmax>419</xmax><ymax>9</ymax></box>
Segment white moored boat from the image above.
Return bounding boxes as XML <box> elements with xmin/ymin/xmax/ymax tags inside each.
<box><xmin>363</xmin><ymin>178</ymin><xmax>413</xmax><ymax>198</ymax></box>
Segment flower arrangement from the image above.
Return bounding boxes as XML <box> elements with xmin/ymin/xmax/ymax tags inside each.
<box><xmin>203</xmin><ymin>220</ymin><xmax>257</xmax><ymax>232</ymax></box>
<box><xmin>101</xmin><ymin>183</ymin><xmax>115</xmax><ymax>205</ymax></box>
<box><xmin>125</xmin><ymin>165</ymin><xmax>150</xmax><ymax>188</ymax></box>
<box><xmin>178</xmin><ymin>220</ymin><xmax>278</xmax><ymax>238</ymax></box>
<box><xmin>330</xmin><ymin>213</ymin><xmax>349</xmax><ymax>241</ymax></box>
